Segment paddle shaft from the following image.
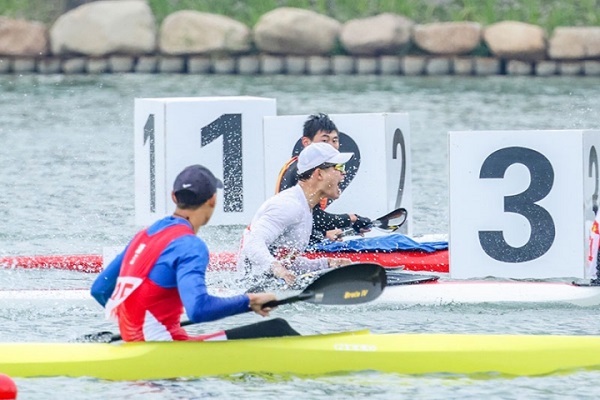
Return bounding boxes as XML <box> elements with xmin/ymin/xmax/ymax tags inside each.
<box><xmin>101</xmin><ymin>292</ymin><xmax>312</xmax><ymax>342</ymax></box>
<box><xmin>94</xmin><ymin>320</ymin><xmax>196</xmax><ymax>343</ymax></box>
<box><xmin>262</xmin><ymin>292</ymin><xmax>313</xmax><ymax>308</ymax></box>
<box><xmin>299</xmin><ymin>268</ymin><xmax>437</xmax><ymax>287</ymax></box>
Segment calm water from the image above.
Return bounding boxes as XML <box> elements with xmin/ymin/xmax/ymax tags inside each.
<box><xmin>1</xmin><ymin>73</ymin><xmax>600</xmax><ymax>399</ymax></box>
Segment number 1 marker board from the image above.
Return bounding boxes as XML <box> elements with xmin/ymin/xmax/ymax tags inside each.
<box><xmin>449</xmin><ymin>129</ymin><xmax>600</xmax><ymax>279</ymax></box>
<box><xmin>134</xmin><ymin>97</ymin><xmax>277</xmax><ymax>226</ymax></box>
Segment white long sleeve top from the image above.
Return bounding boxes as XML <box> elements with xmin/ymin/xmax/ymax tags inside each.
<box><xmin>237</xmin><ymin>185</ymin><xmax>328</xmax><ymax>279</ymax></box>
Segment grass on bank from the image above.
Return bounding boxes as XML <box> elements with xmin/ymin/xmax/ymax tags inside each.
<box><xmin>0</xmin><ymin>0</ymin><xmax>598</xmax><ymax>32</ymax></box>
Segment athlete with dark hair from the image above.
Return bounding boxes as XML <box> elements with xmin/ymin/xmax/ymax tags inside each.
<box><xmin>275</xmin><ymin>113</ymin><xmax>371</xmax><ymax>244</ymax></box>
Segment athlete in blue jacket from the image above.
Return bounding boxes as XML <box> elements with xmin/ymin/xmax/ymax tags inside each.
<box><xmin>91</xmin><ymin>164</ymin><xmax>297</xmax><ymax>341</ymax></box>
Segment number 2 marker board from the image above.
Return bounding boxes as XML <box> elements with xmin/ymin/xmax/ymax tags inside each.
<box><xmin>263</xmin><ymin>113</ymin><xmax>413</xmax><ymax>235</ymax></box>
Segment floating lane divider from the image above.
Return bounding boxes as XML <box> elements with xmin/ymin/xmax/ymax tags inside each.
<box><xmin>0</xmin><ymin>253</ymin><xmax>240</xmax><ymax>273</ymax></box>
<box><xmin>0</xmin><ymin>254</ymin><xmax>103</xmax><ymax>273</ymax></box>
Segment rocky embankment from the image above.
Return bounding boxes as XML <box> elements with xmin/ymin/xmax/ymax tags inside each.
<box><xmin>1</xmin><ymin>0</ymin><xmax>599</xmax><ymax>76</ymax></box>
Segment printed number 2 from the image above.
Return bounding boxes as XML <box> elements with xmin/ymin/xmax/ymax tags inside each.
<box><xmin>589</xmin><ymin>146</ymin><xmax>599</xmax><ymax>214</ymax></box>
<box><xmin>392</xmin><ymin>128</ymin><xmax>406</xmax><ymax>208</ymax></box>
<box><xmin>478</xmin><ymin>147</ymin><xmax>555</xmax><ymax>263</ymax></box>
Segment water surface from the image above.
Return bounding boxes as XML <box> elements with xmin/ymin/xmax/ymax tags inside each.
<box><xmin>1</xmin><ymin>74</ymin><xmax>599</xmax><ymax>399</ymax></box>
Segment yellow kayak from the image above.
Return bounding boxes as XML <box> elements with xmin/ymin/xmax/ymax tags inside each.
<box><xmin>2</xmin><ymin>330</ymin><xmax>600</xmax><ymax>380</ymax></box>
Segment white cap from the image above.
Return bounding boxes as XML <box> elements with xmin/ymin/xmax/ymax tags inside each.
<box><xmin>297</xmin><ymin>142</ymin><xmax>354</xmax><ymax>174</ymax></box>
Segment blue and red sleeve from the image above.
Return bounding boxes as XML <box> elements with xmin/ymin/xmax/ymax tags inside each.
<box><xmin>90</xmin><ymin>248</ymin><xmax>126</xmax><ymax>307</ymax></box>
<box><xmin>171</xmin><ymin>235</ymin><xmax>250</xmax><ymax>322</ymax></box>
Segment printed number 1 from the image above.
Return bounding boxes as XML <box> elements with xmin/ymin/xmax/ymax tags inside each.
<box><xmin>478</xmin><ymin>147</ymin><xmax>555</xmax><ymax>262</ymax></box>
<box><xmin>201</xmin><ymin>114</ymin><xmax>243</xmax><ymax>212</ymax></box>
<box><xmin>143</xmin><ymin>114</ymin><xmax>155</xmax><ymax>213</ymax></box>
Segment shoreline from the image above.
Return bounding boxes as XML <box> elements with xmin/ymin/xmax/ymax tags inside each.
<box><xmin>2</xmin><ymin>4</ymin><xmax>599</xmax><ymax>77</ymax></box>
<box><xmin>2</xmin><ymin>54</ymin><xmax>599</xmax><ymax>76</ymax></box>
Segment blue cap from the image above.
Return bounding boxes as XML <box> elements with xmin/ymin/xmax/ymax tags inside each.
<box><xmin>173</xmin><ymin>165</ymin><xmax>223</xmax><ymax>205</ymax></box>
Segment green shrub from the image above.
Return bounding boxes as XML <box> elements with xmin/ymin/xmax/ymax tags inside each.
<box><xmin>0</xmin><ymin>0</ymin><xmax>598</xmax><ymax>31</ymax></box>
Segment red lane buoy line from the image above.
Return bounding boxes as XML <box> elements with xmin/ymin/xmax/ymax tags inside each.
<box><xmin>0</xmin><ymin>252</ymin><xmax>240</xmax><ymax>273</ymax></box>
<box><xmin>0</xmin><ymin>254</ymin><xmax>103</xmax><ymax>273</ymax></box>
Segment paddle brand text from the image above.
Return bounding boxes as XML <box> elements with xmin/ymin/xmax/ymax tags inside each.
<box><xmin>344</xmin><ymin>289</ymin><xmax>369</xmax><ymax>299</ymax></box>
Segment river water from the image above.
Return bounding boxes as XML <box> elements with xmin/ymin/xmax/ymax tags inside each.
<box><xmin>1</xmin><ymin>73</ymin><xmax>600</xmax><ymax>399</ymax></box>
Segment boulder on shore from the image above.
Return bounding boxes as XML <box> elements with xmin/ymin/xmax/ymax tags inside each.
<box><xmin>159</xmin><ymin>11</ymin><xmax>251</xmax><ymax>55</ymax></box>
<box><xmin>484</xmin><ymin>21</ymin><xmax>546</xmax><ymax>60</ymax></box>
<box><xmin>413</xmin><ymin>22</ymin><xmax>481</xmax><ymax>55</ymax></box>
<box><xmin>50</xmin><ymin>0</ymin><xmax>156</xmax><ymax>56</ymax></box>
<box><xmin>340</xmin><ymin>13</ymin><xmax>414</xmax><ymax>56</ymax></box>
<box><xmin>0</xmin><ymin>17</ymin><xmax>49</xmax><ymax>56</ymax></box>
<box><xmin>254</xmin><ymin>7</ymin><xmax>341</xmax><ymax>55</ymax></box>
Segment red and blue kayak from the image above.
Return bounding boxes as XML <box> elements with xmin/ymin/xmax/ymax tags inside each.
<box><xmin>0</xmin><ymin>234</ymin><xmax>449</xmax><ymax>274</ymax></box>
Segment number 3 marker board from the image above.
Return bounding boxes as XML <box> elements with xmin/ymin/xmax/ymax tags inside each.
<box><xmin>449</xmin><ymin>129</ymin><xmax>600</xmax><ymax>279</ymax></box>
<box><xmin>134</xmin><ymin>97</ymin><xmax>277</xmax><ymax>226</ymax></box>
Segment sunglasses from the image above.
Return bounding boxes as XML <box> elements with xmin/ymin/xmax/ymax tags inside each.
<box><xmin>319</xmin><ymin>163</ymin><xmax>346</xmax><ymax>173</ymax></box>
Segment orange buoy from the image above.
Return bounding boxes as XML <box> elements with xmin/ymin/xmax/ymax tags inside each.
<box><xmin>0</xmin><ymin>374</ymin><xmax>17</xmax><ymax>400</ymax></box>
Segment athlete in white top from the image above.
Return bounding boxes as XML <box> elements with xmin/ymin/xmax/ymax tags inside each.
<box><xmin>238</xmin><ymin>142</ymin><xmax>354</xmax><ymax>289</ymax></box>
<box><xmin>587</xmin><ymin>210</ymin><xmax>600</xmax><ymax>284</ymax></box>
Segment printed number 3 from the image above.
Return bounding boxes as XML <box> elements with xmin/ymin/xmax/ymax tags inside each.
<box><xmin>478</xmin><ymin>146</ymin><xmax>555</xmax><ymax>263</ymax></box>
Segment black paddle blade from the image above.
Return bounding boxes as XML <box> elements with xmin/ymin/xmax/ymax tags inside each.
<box><xmin>385</xmin><ymin>271</ymin><xmax>439</xmax><ymax>286</ymax></box>
<box><xmin>338</xmin><ymin>208</ymin><xmax>409</xmax><ymax>237</ymax></box>
<box><xmin>73</xmin><ymin>331</ymin><xmax>116</xmax><ymax>343</ymax></box>
<box><xmin>376</xmin><ymin>207</ymin><xmax>408</xmax><ymax>231</ymax></box>
<box><xmin>75</xmin><ymin>320</ymin><xmax>195</xmax><ymax>344</ymax></box>
<box><xmin>573</xmin><ymin>280</ymin><xmax>600</xmax><ymax>287</ymax></box>
<box><xmin>262</xmin><ymin>263</ymin><xmax>386</xmax><ymax>308</ymax></box>
<box><xmin>302</xmin><ymin>263</ymin><xmax>386</xmax><ymax>305</ymax></box>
